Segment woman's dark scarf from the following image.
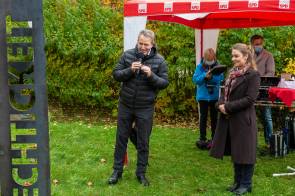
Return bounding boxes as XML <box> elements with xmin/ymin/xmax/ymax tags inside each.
<box><xmin>224</xmin><ymin>64</ymin><xmax>251</xmax><ymax>102</ymax></box>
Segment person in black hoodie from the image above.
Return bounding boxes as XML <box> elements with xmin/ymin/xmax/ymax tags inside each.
<box><xmin>108</xmin><ymin>29</ymin><xmax>169</xmax><ymax>186</ymax></box>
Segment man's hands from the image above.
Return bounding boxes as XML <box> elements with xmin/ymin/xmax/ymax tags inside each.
<box><xmin>131</xmin><ymin>61</ymin><xmax>152</xmax><ymax>77</ymax></box>
<box><xmin>131</xmin><ymin>61</ymin><xmax>142</xmax><ymax>73</ymax></box>
<box><xmin>141</xmin><ymin>65</ymin><xmax>152</xmax><ymax>77</ymax></box>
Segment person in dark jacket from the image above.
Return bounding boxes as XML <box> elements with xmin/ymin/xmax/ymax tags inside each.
<box><xmin>192</xmin><ymin>48</ymin><xmax>224</xmax><ymax>149</ymax></box>
<box><xmin>108</xmin><ymin>29</ymin><xmax>169</xmax><ymax>186</ymax></box>
<box><xmin>210</xmin><ymin>43</ymin><xmax>260</xmax><ymax>195</ymax></box>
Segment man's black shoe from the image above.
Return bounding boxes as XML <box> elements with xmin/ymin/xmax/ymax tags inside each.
<box><xmin>233</xmin><ymin>186</ymin><xmax>252</xmax><ymax>195</ymax></box>
<box><xmin>108</xmin><ymin>170</ymin><xmax>122</xmax><ymax>185</ymax></box>
<box><xmin>137</xmin><ymin>175</ymin><xmax>150</xmax><ymax>186</ymax></box>
<box><xmin>226</xmin><ymin>183</ymin><xmax>239</xmax><ymax>192</ymax></box>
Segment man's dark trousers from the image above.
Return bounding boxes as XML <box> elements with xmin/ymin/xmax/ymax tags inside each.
<box><xmin>113</xmin><ymin>102</ymin><xmax>154</xmax><ymax>175</ymax></box>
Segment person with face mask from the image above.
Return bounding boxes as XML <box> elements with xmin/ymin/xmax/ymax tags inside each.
<box><xmin>192</xmin><ymin>48</ymin><xmax>224</xmax><ymax>150</ymax></box>
<box><xmin>251</xmin><ymin>34</ymin><xmax>275</xmax><ymax>148</ymax></box>
<box><xmin>108</xmin><ymin>29</ymin><xmax>169</xmax><ymax>186</ymax></box>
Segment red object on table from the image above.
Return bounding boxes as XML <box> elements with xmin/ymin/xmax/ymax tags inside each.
<box><xmin>268</xmin><ymin>87</ymin><xmax>295</xmax><ymax>107</ymax></box>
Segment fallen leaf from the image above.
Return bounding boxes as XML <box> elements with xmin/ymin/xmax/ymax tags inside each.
<box><xmin>196</xmin><ymin>187</ymin><xmax>206</xmax><ymax>193</ymax></box>
<box><xmin>53</xmin><ymin>179</ymin><xmax>59</xmax><ymax>185</ymax></box>
<box><xmin>100</xmin><ymin>158</ymin><xmax>106</xmax><ymax>163</ymax></box>
<box><xmin>87</xmin><ymin>181</ymin><xmax>93</xmax><ymax>187</ymax></box>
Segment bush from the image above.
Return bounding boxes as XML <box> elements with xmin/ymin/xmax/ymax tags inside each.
<box><xmin>44</xmin><ymin>0</ymin><xmax>122</xmax><ymax>114</ymax></box>
<box><xmin>283</xmin><ymin>58</ymin><xmax>295</xmax><ymax>75</ymax></box>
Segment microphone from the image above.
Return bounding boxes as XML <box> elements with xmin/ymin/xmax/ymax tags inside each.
<box><xmin>136</xmin><ymin>58</ymin><xmax>142</xmax><ymax>75</ymax></box>
<box><xmin>136</xmin><ymin>53</ymin><xmax>145</xmax><ymax>76</ymax></box>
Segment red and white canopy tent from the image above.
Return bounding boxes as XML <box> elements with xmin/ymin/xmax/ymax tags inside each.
<box><xmin>124</xmin><ymin>0</ymin><xmax>295</xmax><ymax>63</ymax></box>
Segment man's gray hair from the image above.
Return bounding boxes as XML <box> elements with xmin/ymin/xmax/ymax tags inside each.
<box><xmin>138</xmin><ymin>29</ymin><xmax>156</xmax><ymax>46</ymax></box>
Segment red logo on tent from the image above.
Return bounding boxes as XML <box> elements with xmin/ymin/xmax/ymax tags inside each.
<box><xmin>219</xmin><ymin>0</ymin><xmax>229</xmax><ymax>9</ymax></box>
<box><xmin>138</xmin><ymin>3</ymin><xmax>147</xmax><ymax>13</ymax></box>
<box><xmin>279</xmin><ymin>0</ymin><xmax>290</xmax><ymax>9</ymax></box>
<box><xmin>164</xmin><ymin>2</ymin><xmax>173</xmax><ymax>12</ymax></box>
<box><xmin>191</xmin><ymin>2</ymin><xmax>200</xmax><ymax>10</ymax></box>
<box><xmin>248</xmin><ymin>0</ymin><xmax>259</xmax><ymax>8</ymax></box>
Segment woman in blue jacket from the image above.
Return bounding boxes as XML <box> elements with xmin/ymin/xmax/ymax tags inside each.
<box><xmin>192</xmin><ymin>48</ymin><xmax>224</xmax><ymax>149</ymax></box>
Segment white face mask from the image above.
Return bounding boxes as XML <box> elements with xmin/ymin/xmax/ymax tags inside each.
<box><xmin>205</xmin><ymin>60</ymin><xmax>215</xmax><ymax>66</ymax></box>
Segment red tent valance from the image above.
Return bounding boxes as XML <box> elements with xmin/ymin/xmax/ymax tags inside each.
<box><xmin>124</xmin><ymin>0</ymin><xmax>295</xmax><ymax>29</ymax></box>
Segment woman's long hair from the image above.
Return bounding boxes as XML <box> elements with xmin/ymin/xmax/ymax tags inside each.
<box><xmin>231</xmin><ymin>43</ymin><xmax>257</xmax><ymax>70</ymax></box>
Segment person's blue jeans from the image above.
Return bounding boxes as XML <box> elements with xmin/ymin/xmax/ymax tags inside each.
<box><xmin>262</xmin><ymin>106</ymin><xmax>273</xmax><ymax>145</ymax></box>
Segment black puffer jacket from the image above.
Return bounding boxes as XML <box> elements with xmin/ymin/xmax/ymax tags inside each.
<box><xmin>113</xmin><ymin>47</ymin><xmax>169</xmax><ymax>108</ymax></box>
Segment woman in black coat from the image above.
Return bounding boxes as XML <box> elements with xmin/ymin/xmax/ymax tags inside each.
<box><xmin>210</xmin><ymin>43</ymin><xmax>260</xmax><ymax>195</ymax></box>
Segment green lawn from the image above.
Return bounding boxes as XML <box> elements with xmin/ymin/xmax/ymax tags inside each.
<box><xmin>50</xmin><ymin>121</ymin><xmax>295</xmax><ymax>195</ymax></box>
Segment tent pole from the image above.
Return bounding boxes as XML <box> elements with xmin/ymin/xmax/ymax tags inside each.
<box><xmin>200</xmin><ymin>29</ymin><xmax>203</xmax><ymax>59</ymax></box>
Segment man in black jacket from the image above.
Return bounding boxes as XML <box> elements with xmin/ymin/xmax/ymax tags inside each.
<box><xmin>108</xmin><ymin>29</ymin><xmax>169</xmax><ymax>186</ymax></box>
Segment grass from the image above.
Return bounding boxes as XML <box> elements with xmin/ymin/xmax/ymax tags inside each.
<box><xmin>49</xmin><ymin>121</ymin><xmax>295</xmax><ymax>196</ymax></box>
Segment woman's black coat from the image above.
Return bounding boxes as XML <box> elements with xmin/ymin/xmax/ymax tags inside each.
<box><xmin>210</xmin><ymin>68</ymin><xmax>260</xmax><ymax>164</ymax></box>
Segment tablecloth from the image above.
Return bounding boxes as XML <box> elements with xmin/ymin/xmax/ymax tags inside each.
<box><xmin>268</xmin><ymin>87</ymin><xmax>295</xmax><ymax>107</ymax></box>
